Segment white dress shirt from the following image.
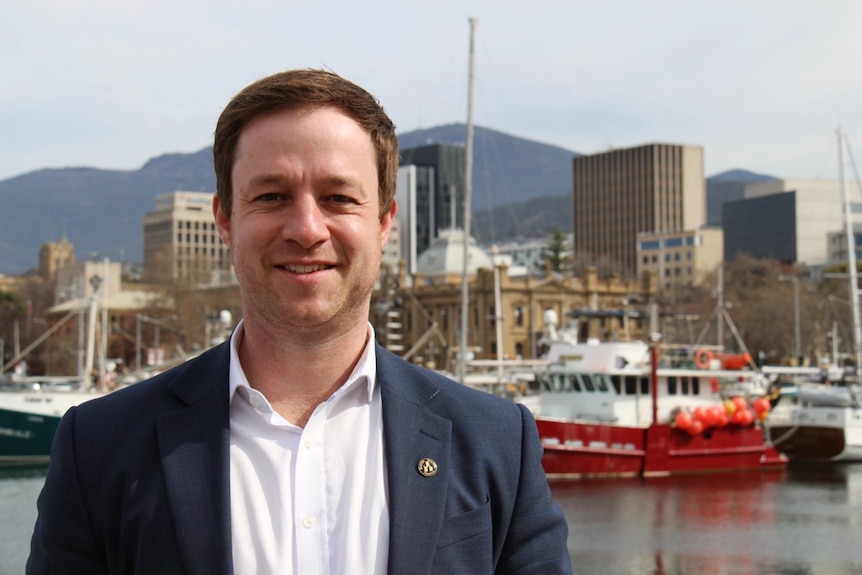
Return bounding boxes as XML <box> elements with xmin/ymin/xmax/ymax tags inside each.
<box><xmin>228</xmin><ymin>321</ymin><xmax>389</xmax><ymax>575</ymax></box>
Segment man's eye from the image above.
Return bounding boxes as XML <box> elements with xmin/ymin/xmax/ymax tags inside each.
<box><xmin>256</xmin><ymin>193</ymin><xmax>281</xmax><ymax>202</ymax></box>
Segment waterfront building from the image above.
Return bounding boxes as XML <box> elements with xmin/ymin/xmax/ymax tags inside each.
<box><xmin>142</xmin><ymin>191</ymin><xmax>234</xmax><ymax>284</ymax></box>
<box><xmin>372</xmin><ymin>228</ymin><xmax>655</xmax><ymax>369</ymax></box>
<box><xmin>573</xmin><ymin>143</ymin><xmax>705</xmax><ymax>278</ymax></box>
<box><xmin>723</xmin><ymin>179</ymin><xmax>854</xmax><ymax>265</ymax></box>
<box><xmin>636</xmin><ymin>228</ymin><xmax>723</xmax><ymax>292</ymax></box>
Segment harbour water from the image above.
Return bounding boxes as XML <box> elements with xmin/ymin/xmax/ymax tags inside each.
<box><xmin>2</xmin><ymin>464</ymin><xmax>861</xmax><ymax>574</ymax></box>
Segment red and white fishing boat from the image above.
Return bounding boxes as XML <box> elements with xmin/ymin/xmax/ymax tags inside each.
<box><xmin>524</xmin><ymin>334</ymin><xmax>786</xmax><ymax>479</ymax></box>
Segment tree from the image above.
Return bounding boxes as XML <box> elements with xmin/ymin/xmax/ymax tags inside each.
<box><xmin>538</xmin><ymin>229</ymin><xmax>572</xmax><ymax>274</ymax></box>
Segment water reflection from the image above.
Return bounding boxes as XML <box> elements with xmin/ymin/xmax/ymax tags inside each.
<box><xmin>551</xmin><ymin>465</ymin><xmax>862</xmax><ymax>575</ymax></box>
<box><xmin>0</xmin><ymin>464</ymin><xmax>49</xmax><ymax>480</ymax></box>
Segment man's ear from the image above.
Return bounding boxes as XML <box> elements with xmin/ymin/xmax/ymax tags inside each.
<box><xmin>380</xmin><ymin>200</ymin><xmax>398</xmax><ymax>249</ymax></box>
<box><xmin>213</xmin><ymin>193</ymin><xmax>231</xmax><ymax>247</ymax></box>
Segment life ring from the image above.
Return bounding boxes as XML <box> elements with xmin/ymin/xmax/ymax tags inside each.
<box><xmin>694</xmin><ymin>348</ymin><xmax>713</xmax><ymax>369</ymax></box>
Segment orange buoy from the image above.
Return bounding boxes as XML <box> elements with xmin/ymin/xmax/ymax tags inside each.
<box><xmin>720</xmin><ymin>353</ymin><xmax>752</xmax><ymax>370</ymax></box>
<box><xmin>694</xmin><ymin>348</ymin><xmax>713</xmax><ymax>369</ymax></box>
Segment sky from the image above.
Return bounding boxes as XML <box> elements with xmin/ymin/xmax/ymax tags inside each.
<box><xmin>1</xmin><ymin>0</ymin><xmax>860</xmax><ymax>183</ymax></box>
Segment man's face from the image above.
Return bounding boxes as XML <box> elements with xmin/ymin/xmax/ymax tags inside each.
<box><xmin>214</xmin><ymin>105</ymin><xmax>395</xmax><ymax>335</ymax></box>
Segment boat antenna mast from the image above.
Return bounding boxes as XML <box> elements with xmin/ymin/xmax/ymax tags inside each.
<box><xmin>458</xmin><ymin>16</ymin><xmax>477</xmax><ymax>383</ymax></box>
<box><xmin>838</xmin><ymin>127</ymin><xmax>862</xmax><ymax>381</ymax></box>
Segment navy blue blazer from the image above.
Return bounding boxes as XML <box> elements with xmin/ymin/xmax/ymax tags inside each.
<box><xmin>28</xmin><ymin>342</ymin><xmax>571</xmax><ymax>574</ymax></box>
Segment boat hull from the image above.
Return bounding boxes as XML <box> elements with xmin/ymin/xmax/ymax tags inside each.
<box><xmin>536</xmin><ymin>418</ymin><xmax>786</xmax><ymax>479</ymax></box>
<box><xmin>0</xmin><ymin>390</ymin><xmax>102</xmax><ymax>464</ymax></box>
<box><xmin>766</xmin><ymin>406</ymin><xmax>862</xmax><ymax>462</ymax></box>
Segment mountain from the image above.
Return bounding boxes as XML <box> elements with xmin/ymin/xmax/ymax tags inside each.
<box><xmin>399</xmin><ymin>124</ymin><xmax>579</xmax><ymax>212</ymax></box>
<box><xmin>0</xmin><ymin>125</ymin><xmax>580</xmax><ymax>275</ymax></box>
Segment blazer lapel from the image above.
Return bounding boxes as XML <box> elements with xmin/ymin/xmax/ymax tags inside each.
<box><xmin>378</xmin><ymin>348</ymin><xmax>453</xmax><ymax>575</ymax></box>
<box><xmin>157</xmin><ymin>343</ymin><xmax>233</xmax><ymax>575</ymax></box>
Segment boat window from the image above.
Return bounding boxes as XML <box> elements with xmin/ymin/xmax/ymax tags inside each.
<box><xmin>537</xmin><ymin>373</ymin><xmax>552</xmax><ymax>392</ymax></box>
<box><xmin>595</xmin><ymin>375</ymin><xmax>609</xmax><ymax>392</ymax></box>
<box><xmin>611</xmin><ymin>375</ymin><xmax>622</xmax><ymax>394</ymax></box>
<box><xmin>624</xmin><ymin>376</ymin><xmax>637</xmax><ymax>395</ymax></box>
<box><xmin>668</xmin><ymin>376</ymin><xmax>678</xmax><ymax>395</ymax></box>
<box><xmin>577</xmin><ymin>374</ymin><xmax>594</xmax><ymax>392</ymax></box>
<box><xmin>550</xmin><ymin>373</ymin><xmax>565</xmax><ymax>392</ymax></box>
<box><xmin>681</xmin><ymin>377</ymin><xmax>690</xmax><ymax>394</ymax></box>
<box><xmin>640</xmin><ymin>377</ymin><xmax>650</xmax><ymax>395</ymax></box>
<box><xmin>692</xmin><ymin>378</ymin><xmax>700</xmax><ymax>394</ymax></box>
<box><xmin>569</xmin><ymin>375</ymin><xmax>583</xmax><ymax>392</ymax></box>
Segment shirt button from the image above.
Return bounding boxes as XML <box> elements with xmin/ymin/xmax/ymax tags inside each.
<box><xmin>249</xmin><ymin>395</ymin><xmax>263</xmax><ymax>409</ymax></box>
<box><xmin>303</xmin><ymin>436</ymin><xmax>314</xmax><ymax>449</ymax></box>
<box><xmin>301</xmin><ymin>515</ymin><xmax>316</xmax><ymax>529</ymax></box>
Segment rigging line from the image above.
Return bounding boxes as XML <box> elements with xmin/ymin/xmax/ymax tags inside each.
<box><xmin>409</xmin><ymin>25</ymin><xmax>467</xmax><ymax>134</ymax></box>
<box><xmin>470</xmin><ymin>30</ymin><xmax>524</xmax><ymax>244</ymax></box>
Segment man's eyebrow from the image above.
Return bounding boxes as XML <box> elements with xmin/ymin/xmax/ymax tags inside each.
<box><xmin>246</xmin><ymin>173</ymin><xmax>289</xmax><ymax>188</ymax></box>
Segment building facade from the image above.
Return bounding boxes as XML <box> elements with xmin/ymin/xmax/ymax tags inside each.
<box><xmin>636</xmin><ymin>228</ymin><xmax>724</xmax><ymax>291</ymax></box>
<box><xmin>142</xmin><ymin>191</ymin><xmax>233</xmax><ymax>284</ymax></box>
<box><xmin>723</xmin><ymin>179</ymin><xmax>853</xmax><ymax>265</ymax></box>
<box><xmin>399</xmin><ymin>144</ymin><xmax>467</xmax><ymax>259</ymax></box>
<box><xmin>373</xmin><ymin>263</ymin><xmax>656</xmax><ymax>371</ymax></box>
<box><xmin>39</xmin><ymin>233</ymin><xmax>75</xmax><ymax>283</ymax></box>
<box><xmin>573</xmin><ymin>143</ymin><xmax>705</xmax><ymax>278</ymax></box>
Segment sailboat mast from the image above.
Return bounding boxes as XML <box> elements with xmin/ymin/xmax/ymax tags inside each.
<box><xmin>458</xmin><ymin>17</ymin><xmax>477</xmax><ymax>383</ymax></box>
<box><xmin>838</xmin><ymin>126</ymin><xmax>862</xmax><ymax>380</ymax></box>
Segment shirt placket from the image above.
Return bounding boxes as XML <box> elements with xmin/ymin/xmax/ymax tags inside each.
<box><xmin>293</xmin><ymin>403</ymin><xmax>329</xmax><ymax>574</ymax></box>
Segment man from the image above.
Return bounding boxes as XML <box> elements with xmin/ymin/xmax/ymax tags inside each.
<box><xmin>28</xmin><ymin>69</ymin><xmax>571</xmax><ymax>574</ymax></box>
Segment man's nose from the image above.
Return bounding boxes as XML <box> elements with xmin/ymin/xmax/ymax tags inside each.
<box><xmin>281</xmin><ymin>195</ymin><xmax>330</xmax><ymax>248</ymax></box>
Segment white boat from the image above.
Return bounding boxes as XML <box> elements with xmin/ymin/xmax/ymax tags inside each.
<box><xmin>763</xmin><ymin>128</ymin><xmax>862</xmax><ymax>463</ymax></box>
<box><xmin>766</xmin><ymin>382</ymin><xmax>862</xmax><ymax>462</ymax></box>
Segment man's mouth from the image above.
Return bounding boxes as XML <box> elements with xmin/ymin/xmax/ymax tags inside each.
<box><xmin>281</xmin><ymin>264</ymin><xmax>332</xmax><ymax>274</ymax></box>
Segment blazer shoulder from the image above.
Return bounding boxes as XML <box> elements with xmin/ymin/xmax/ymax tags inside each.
<box><xmin>375</xmin><ymin>344</ymin><xmax>525</xmax><ymax>419</ymax></box>
<box><xmin>73</xmin><ymin>341</ymin><xmax>230</xmax><ymax>422</ymax></box>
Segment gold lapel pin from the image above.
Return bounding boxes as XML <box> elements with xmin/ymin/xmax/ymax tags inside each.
<box><xmin>417</xmin><ymin>457</ymin><xmax>438</xmax><ymax>477</ymax></box>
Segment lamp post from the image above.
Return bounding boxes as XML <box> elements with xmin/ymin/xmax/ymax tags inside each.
<box><xmin>778</xmin><ymin>275</ymin><xmax>801</xmax><ymax>363</ymax></box>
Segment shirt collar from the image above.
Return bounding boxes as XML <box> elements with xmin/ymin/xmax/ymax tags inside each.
<box><xmin>227</xmin><ymin>319</ymin><xmax>378</xmax><ymax>405</ymax></box>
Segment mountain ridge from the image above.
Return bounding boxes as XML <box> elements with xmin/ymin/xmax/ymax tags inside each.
<box><xmin>0</xmin><ymin>125</ymin><xmax>772</xmax><ymax>276</ymax></box>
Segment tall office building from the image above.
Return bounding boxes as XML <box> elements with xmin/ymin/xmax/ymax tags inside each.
<box><xmin>399</xmin><ymin>143</ymin><xmax>467</xmax><ymax>258</ymax></box>
<box><xmin>394</xmin><ymin>165</ymin><xmax>435</xmax><ymax>275</ymax></box>
<box><xmin>142</xmin><ymin>191</ymin><xmax>233</xmax><ymax>284</ymax></box>
<box><xmin>573</xmin><ymin>143</ymin><xmax>705</xmax><ymax>277</ymax></box>
<box><xmin>723</xmin><ymin>179</ymin><xmax>851</xmax><ymax>266</ymax></box>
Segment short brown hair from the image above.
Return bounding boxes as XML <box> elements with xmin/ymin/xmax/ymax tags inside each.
<box><xmin>213</xmin><ymin>69</ymin><xmax>398</xmax><ymax>219</ymax></box>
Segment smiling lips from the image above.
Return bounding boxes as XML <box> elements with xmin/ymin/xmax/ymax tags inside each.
<box><xmin>281</xmin><ymin>263</ymin><xmax>333</xmax><ymax>274</ymax></box>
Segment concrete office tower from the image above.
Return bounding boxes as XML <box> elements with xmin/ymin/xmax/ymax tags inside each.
<box><xmin>573</xmin><ymin>143</ymin><xmax>705</xmax><ymax>278</ymax></box>
<box><xmin>143</xmin><ymin>191</ymin><xmax>233</xmax><ymax>284</ymax></box>
<box><xmin>399</xmin><ymin>144</ymin><xmax>467</xmax><ymax>258</ymax></box>
<box><xmin>723</xmin><ymin>179</ymin><xmax>849</xmax><ymax>265</ymax></box>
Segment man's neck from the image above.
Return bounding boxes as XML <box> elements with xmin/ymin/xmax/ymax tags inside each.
<box><xmin>237</xmin><ymin>319</ymin><xmax>370</xmax><ymax>427</ymax></box>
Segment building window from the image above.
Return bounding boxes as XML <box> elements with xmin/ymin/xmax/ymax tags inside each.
<box><xmin>514</xmin><ymin>306</ymin><xmax>524</xmax><ymax>327</ymax></box>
